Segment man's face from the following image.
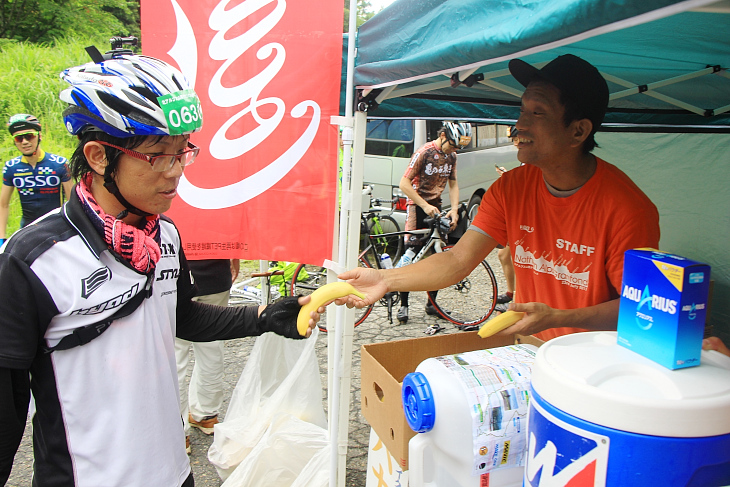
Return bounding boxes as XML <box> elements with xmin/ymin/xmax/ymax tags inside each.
<box><xmin>112</xmin><ymin>135</ymin><xmax>189</xmax><ymax>217</ymax></box>
<box><xmin>514</xmin><ymin>81</ymin><xmax>575</xmax><ymax>167</ymax></box>
<box><xmin>13</xmin><ymin>131</ymin><xmax>39</xmax><ymax>157</ymax></box>
<box><xmin>440</xmin><ymin>135</ymin><xmax>459</xmax><ymax>155</ymax></box>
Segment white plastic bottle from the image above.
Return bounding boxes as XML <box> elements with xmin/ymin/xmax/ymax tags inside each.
<box><xmin>242</xmin><ymin>285</ymin><xmax>262</xmax><ymax>298</ymax></box>
<box><xmin>380</xmin><ymin>253</ymin><xmax>394</xmax><ymax>269</ymax></box>
<box><xmin>403</xmin><ymin>345</ymin><xmax>537</xmax><ymax>487</ymax></box>
<box><xmin>395</xmin><ymin>248</ymin><xmax>416</xmax><ymax>268</ymax></box>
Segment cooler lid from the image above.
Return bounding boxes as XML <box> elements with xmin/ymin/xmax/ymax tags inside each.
<box><xmin>531</xmin><ymin>331</ymin><xmax>730</xmax><ymax>437</ymax></box>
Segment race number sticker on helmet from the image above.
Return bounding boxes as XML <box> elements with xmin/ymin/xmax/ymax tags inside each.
<box><xmin>157</xmin><ymin>89</ymin><xmax>203</xmax><ymax>135</ymax></box>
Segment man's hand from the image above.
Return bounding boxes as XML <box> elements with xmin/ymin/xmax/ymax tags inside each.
<box><xmin>492</xmin><ymin>302</ymin><xmax>557</xmax><ymax>337</ymax></box>
<box><xmin>296</xmin><ymin>295</ymin><xmax>326</xmax><ymax>338</ymax></box>
<box><xmin>446</xmin><ymin>208</ymin><xmax>459</xmax><ymax>231</ymax></box>
<box><xmin>230</xmin><ymin>259</ymin><xmax>240</xmax><ymax>283</ymax></box>
<box><xmin>336</xmin><ymin>267</ymin><xmax>387</xmax><ymax>308</ymax></box>
<box><xmin>258</xmin><ymin>296</ymin><xmax>325</xmax><ymax>339</ymax></box>
<box><xmin>703</xmin><ymin>336</ymin><xmax>730</xmax><ymax>357</ymax></box>
<box><xmin>421</xmin><ymin>203</ymin><xmax>439</xmax><ymax>217</ymax></box>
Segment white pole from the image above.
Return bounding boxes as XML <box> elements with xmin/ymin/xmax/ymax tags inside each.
<box><xmin>329</xmin><ymin>1</ymin><xmax>359</xmax><ymax>485</ymax></box>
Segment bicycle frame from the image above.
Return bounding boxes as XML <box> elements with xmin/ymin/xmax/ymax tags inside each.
<box><xmin>359</xmin><ymin>218</ymin><xmax>447</xmax><ymax>267</ymax></box>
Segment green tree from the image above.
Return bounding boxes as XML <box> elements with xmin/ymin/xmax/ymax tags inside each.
<box><xmin>343</xmin><ymin>0</ymin><xmax>375</xmax><ymax>32</ymax></box>
<box><xmin>0</xmin><ymin>0</ymin><xmax>139</xmax><ymax>43</ymax></box>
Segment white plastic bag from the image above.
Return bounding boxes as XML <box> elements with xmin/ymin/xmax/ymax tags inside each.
<box><xmin>220</xmin><ymin>413</ymin><xmax>329</xmax><ymax>487</ymax></box>
<box><xmin>208</xmin><ymin>328</ymin><xmax>326</xmax><ymax>481</ymax></box>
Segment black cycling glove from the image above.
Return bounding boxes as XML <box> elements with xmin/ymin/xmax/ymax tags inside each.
<box><xmin>258</xmin><ymin>296</ymin><xmax>305</xmax><ymax>339</ymax></box>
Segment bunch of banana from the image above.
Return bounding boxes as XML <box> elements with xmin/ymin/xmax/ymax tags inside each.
<box><xmin>297</xmin><ymin>282</ymin><xmax>366</xmax><ymax>336</ymax></box>
<box><xmin>477</xmin><ymin>310</ymin><xmax>525</xmax><ymax>338</ymax></box>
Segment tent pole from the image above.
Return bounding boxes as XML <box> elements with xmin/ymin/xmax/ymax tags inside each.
<box><xmin>330</xmin><ymin>0</ymin><xmax>359</xmax><ymax>485</ymax></box>
<box><xmin>334</xmin><ymin>107</ymin><xmax>367</xmax><ymax>487</ymax></box>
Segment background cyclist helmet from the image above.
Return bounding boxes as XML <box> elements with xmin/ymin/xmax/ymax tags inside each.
<box><xmin>8</xmin><ymin>113</ymin><xmax>42</xmax><ymax>135</ymax></box>
<box><xmin>8</xmin><ymin>114</ymin><xmax>42</xmax><ymax>155</ymax></box>
<box><xmin>443</xmin><ymin>121</ymin><xmax>472</xmax><ymax>149</ymax></box>
<box><xmin>59</xmin><ymin>52</ymin><xmax>203</xmax><ymax>217</ymax></box>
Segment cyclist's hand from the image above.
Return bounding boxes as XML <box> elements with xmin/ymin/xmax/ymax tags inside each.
<box><xmin>446</xmin><ymin>209</ymin><xmax>459</xmax><ymax>230</ymax></box>
<box><xmin>336</xmin><ymin>267</ymin><xmax>387</xmax><ymax>307</ymax></box>
<box><xmin>258</xmin><ymin>296</ymin><xmax>325</xmax><ymax>339</ymax></box>
<box><xmin>421</xmin><ymin>203</ymin><xmax>439</xmax><ymax>217</ymax></box>
<box><xmin>491</xmin><ymin>302</ymin><xmax>556</xmax><ymax>336</ymax></box>
<box><xmin>297</xmin><ymin>295</ymin><xmax>326</xmax><ymax>338</ymax></box>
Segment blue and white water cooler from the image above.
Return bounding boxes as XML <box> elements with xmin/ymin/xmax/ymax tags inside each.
<box><xmin>527</xmin><ymin>331</ymin><xmax>730</xmax><ymax>486</ymax></box>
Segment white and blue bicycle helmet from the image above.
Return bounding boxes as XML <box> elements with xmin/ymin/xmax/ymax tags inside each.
<box><xmin>60</xmin><ymin>53</ymin><xmax>202</xmax><ymax>138</ymax></box>
<box><xmin>443</xmin><ymin>122</ymin><xmax>472</xmax><ymax>149</ymax></box>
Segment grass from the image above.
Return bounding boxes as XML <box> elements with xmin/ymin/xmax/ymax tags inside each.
<box><xmin>1</xmin><ymin>35</ymin><xmax>113</xmax><ymax>237</ymax></box>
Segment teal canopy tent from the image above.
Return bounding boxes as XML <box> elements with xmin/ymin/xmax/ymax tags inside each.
<box><xmin>352</xmin><ymin>0</ymin><xmax>730</xmax><ymax>131</ymax></box>
<box><xmin>342</xmin><ymin>0</ymin><xmax>730</xmax><ymax>337</ymax></box>
<box><xmin>330</xmin><ymin>4</ymin><xmax>728</xmax><ymax>483</ymax></box>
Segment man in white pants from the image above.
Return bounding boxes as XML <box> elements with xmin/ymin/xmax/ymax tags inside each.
<box><xmin>175</xmin><ymin>259</ymin><xmax>239</xmax><ymax>453</ymax></box>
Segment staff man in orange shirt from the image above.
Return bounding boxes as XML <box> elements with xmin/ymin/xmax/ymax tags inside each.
<box><xmin>339</xmin><ymin>54</ymin><xmax>660</xmax><ymax>341</ymax></box>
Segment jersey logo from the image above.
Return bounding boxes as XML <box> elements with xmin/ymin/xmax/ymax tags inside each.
<box><xmin>525</xmin><ymin>400</ymin><xmax>609</xmax><ymax>486</ymax></box>
<box><xmin>156</xmin><ymin>268</ymin><xmax>180</xmax><ymax>281</ymax></box>
<box><xmin>81</xmin><ymin>267</ymin><xmax>112</xmax><ymax>298</ymax></box>
<box><xmin>160</xmin><ymin>242</ymin><xmax>177</xmax><ymax>258</ymax></box>
<box><xmin>71</xmin><ymin>283</ymin><xmax>139</xmax><ymax>316</ymax></box>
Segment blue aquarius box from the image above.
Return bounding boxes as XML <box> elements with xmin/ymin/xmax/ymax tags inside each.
<box><xmin>617</xmin><ymin>249</ymin><xmax>711</xmax><ymax>370</ymax></box>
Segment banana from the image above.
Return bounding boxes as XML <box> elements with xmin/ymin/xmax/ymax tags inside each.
<box><xmin>477</xmin><ymin>310</ymin><xmax>525</xmax><ymax>338</ymax></box>
<box><xmin>297</xmin><ymin>282</ymin><xmax>366</xmax><ymax>336</ymax></box>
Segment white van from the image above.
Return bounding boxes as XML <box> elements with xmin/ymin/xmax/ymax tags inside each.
<box><xmin>363</xmin><ymin>119</ymin><xmax>520</xmax><ymax>227</ymax></box>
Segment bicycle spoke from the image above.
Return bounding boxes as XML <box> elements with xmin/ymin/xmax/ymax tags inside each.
<box><xmin>428</xmin><ymin>247</ymin><xmax>498</xmax><ymax>327</ymax></box>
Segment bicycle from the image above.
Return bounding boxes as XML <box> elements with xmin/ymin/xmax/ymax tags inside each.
<box><xmin>228</xmin><ymin>268</ymin><xmax>287</xmax><ymax>306</ymax></box>
<box><xmin>291</xmin><ymin>205</ymin><xmax>499</xmax><ymax>332</ymax></box>
<box><xmin>359</xmin><ymin>190</ymin><xmax>404</xmax><ymax>267</ymax></box>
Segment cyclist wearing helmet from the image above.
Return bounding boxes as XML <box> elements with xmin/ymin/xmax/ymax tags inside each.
<box><xmin>0</xmin><ymin>47</ymin><xmax>323</xmax><ymax>487</ymax></box>
<box><xmin>0</xmin><ymin>114</ymin><xmax>73</xmax><ymax>245</ymax></box>
<box><xmin>396</xmin><ymin>122</ymin><xmax>471</xmax><ymax>325</ymax></box>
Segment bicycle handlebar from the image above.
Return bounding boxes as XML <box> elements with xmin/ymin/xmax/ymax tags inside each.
<box><xmin>373</xmin><ymin>197</ymin><xmax>398</xmax><ymax>205</ymax></box>
<box><xmin>423</xmin><ymin>210</ymin><xmax>452</xmax><ymax>235</ymax></box>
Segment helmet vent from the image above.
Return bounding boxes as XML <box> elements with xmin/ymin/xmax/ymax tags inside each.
<box><xmin>98</xmin><ymin>91</ymin><xmax>164</xmax><ymax>128</ymax></box>
<box><xmin>124</xmin><ymin>89</ymin><xmax>156</xmax><ymax>110</ymax></box>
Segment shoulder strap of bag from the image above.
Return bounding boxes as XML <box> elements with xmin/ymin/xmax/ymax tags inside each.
<box><xmin>43</xmin><ymin>274</ymin><xmax>154</xmax><ymax>354</ymax></box>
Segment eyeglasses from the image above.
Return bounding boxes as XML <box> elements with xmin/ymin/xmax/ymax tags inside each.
<box><xmin>96</xmin><ymin>140</ymin><xmax>199</xmax><ymax>172</ymax></box>
<box><xmin>14</xmin><ymin>133</ymin><xmax>38</xmax><ymax>143</ymax></box>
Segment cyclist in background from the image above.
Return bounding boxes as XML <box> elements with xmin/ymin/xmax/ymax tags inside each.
<box><xmin>0</xmin><ymin>114</ymin><xmax>74</xmax><ymax>245</ymax></box>
<box><xmin>396</xmin><ymin>121</ymin><xmax>471</xmax><ymax>324</ymax></box>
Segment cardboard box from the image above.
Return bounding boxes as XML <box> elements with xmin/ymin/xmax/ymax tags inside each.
<box><xmin>617</xmin><ymin>248</ymin><xmax>711</xmax><ymax>370</ymax></box>
<box><xmin>365</xmin><ymin>428</ymin><xmax>409</xmax><ymax>487</ymax></box>
<box><xmin>360</xmin><ymin>331</ymin><xmax>543</xmax><ymax>470</ymax></box>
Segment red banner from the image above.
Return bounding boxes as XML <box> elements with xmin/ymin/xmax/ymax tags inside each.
<box><xmin>141</xmin><ymin>0</ymin><xmax>342</xmax><ymax>264</ymax></box>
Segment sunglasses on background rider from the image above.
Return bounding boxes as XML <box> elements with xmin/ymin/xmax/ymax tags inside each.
<box><xmin>14</xmin><ymin>132</ymin><xmax>38</xmax><ymax>143</ymax></box>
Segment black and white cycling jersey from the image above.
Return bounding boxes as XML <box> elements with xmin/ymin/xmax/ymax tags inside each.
<box><xmin>0</xmin><ymin>191</ymin><xmax>261</xmax><ymax>487</ymax></box>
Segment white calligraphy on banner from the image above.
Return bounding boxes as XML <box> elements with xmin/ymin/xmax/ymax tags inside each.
<box><xmin>167</xmin><ymin>0</ymin><xmax>321</xmax><ymax>209</ymax></box>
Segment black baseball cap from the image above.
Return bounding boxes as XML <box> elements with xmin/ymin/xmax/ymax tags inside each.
<box><xmin>509</xmin><ymin>54</ymin><xmax>609</xmax><ymax>131</ymax></box>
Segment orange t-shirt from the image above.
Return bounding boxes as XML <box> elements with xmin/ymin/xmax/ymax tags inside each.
<box><xmin>472</xmin><ymin>158</ymin><xmax>660</xmax><ymax>341</ymax></box>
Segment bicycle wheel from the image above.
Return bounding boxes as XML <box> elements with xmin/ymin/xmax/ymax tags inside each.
<box><xmin>427</xmin><ymin>246</ymin><xmax>498</xmax><ymax>328</ymax></box>
<box><xmin>367</xmin><ymin>214</ymin><xmax>403</xmax><ymax>265</ymax></box>
<box><xmin>291</xmin><ymin>262</ymin><xmax>373</xmax><ymax>332</ymax></box>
